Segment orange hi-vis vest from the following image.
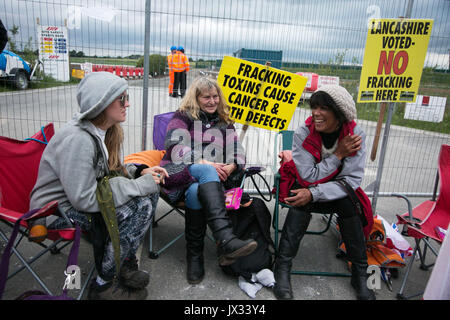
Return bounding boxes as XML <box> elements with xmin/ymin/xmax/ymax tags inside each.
<box><xmin>172</xmin><ymin>51</ymin><xmax>189</xmax><ymax>72</ymax></box>
<box><xmin>167</xmin><ymin>53</ymin><xmax>175</xmax><ymax>94</ymax></box>
<box><xmin>167</xmin><ymin>53</ymin><xmax>174</xmax><ymax>72</ymax></box>
<box><xmin>183</xmin><ymin>53</ymin><xmax>190</xmax><ymax>72</ymax></box>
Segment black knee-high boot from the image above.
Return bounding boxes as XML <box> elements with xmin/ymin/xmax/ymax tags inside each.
<box><xmin>197</xmin><ymin>181</ymin><xmax>257</xmax><ymax>266</ymax></box>
<box><xmin>273</xmin><ymin>208</ymin><xmax>312</xmax><ymax>300</ymax></box>
<box><xmin>338</xmin><ymin>215</ymin><xmax>376</xmax><ymax>300</ymax></box>
<box><xmin>185</xmin><ymin>208</ymin><xmax>207</xmax><ymax>284</ymax></box>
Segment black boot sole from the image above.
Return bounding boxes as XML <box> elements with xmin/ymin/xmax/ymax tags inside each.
<box><xmin>187</xmin><ymin>260</ymin><xmax>205</xmax><ymax>284</ymax></box>
<box><xmin>273</xmin><ymin>287</ymin><xmax>293</xmax><ymax>300</ymax></box>
<box><xmin>187</xmin><ymin>275</ymin><xmax>204</xmax><ymax>285</ymax></box>
<box><xmin>218</xmin><ymin>241</ymin><xmax>257</xmax><ymax>266</ymax></box>
<box><xmin>351</xmin><ymin>278</ymin><xmax>376</xmax><ymax>300</ymax></box>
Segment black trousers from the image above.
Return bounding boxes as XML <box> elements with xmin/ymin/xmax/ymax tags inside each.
<box><xmin>173</xmin><ymin>71</ymin><xmax>186</xmax><ymax>97</ymax></box>
<box><xmin>295</xmin><ymin>196</ymin><xmax>358</xmax><ymax>220</ymax></box>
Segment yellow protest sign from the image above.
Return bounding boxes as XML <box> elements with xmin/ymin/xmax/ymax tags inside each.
<box><xmin>218</xmin><ymin>56</ymin><xmax>307</xmax><ymax>131</ymax></box>
<box><xmin>358</xmin><ymin>18</ymin><xmax>433</xmax><ymax>103</ymax></box>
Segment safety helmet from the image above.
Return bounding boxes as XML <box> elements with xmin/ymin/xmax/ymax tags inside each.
<box><xmin>170</xmin><ymin>46</ymin><xmax>177</xmax><ymax>51</ymax></box>
<box><xmin>177</xmin><ymin>46</ymin><xmax>184</xmax><ymax>52</ymax></box>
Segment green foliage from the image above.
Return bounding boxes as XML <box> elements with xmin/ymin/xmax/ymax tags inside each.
<box><xmin>69</xmin><ymin>50</ymin><xmax>85</xmax><ymax>57</ymax></box>
<box><xmin>136</xmin><ymin>54</ymin><xmax>166</xmax><ymax>76</ymax></box>
<box><xmin>70</xmin><ymin>56</ymin><xmax>138</xmax><ymax>66</ymax></box>
<box><xmin>28</xmin><ymin>74</ymin><xmax>79</xmax><ymax>89</ymax></box>
<box><xmin>7</xmin><ymin>25</ymin><xmax>19</xmax><ymax>52</ymax></box>
<box><xmin>6</xmin><ymin>25</ymin><xmax>38</xmax><ymax>65</ymax></box>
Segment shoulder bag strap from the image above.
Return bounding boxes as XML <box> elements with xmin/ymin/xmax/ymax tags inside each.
<box><xmin>337</xmin><ymin>179</ymin><xmax>368</xmax><ymax>227</ymax></box>
<box><xmin>337</xmin><ymin>179</ymin><xmax>363</xmax><ymax>216</ymax></box>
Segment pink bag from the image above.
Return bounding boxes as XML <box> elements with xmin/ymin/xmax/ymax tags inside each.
<box><xmin>225</xmin><ymin>187</ymin><xmax>243</xmax><ymax>210</ymax></box>
<box><xmin>224</xmin><ymin>167</ymin><xmax>266</xmax><ymax>210</ymax></box>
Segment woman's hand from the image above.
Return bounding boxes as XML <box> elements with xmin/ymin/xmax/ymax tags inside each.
<box><xmin>334</xmin><ymin>134</ymin><xmax>362</xmax><ymax>160</ymax></box>
<box><xmin>284</xmin><ymin>188</ymin><xmax>312</xmax><ymax>207</ymax></box>
<box><xmin>223</xmin><ymin>163</ymin><xmax>237</xmax><ymax>176</ymax></box>
<box><xmin>199</xmin><ymin>159</ymin><xmax>236</xmax><ymax>181</ymax></box>
<box><xmin>214</xmin><ymin>163</ymin><xmax>237</xmax><ymax>181</ymax></box>
<box><xmin>141</xmin><ymin>166</ymin><xmax>169</xmax><ymax>184</ymax></box>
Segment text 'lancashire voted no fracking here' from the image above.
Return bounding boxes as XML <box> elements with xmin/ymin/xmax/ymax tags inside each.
<box><xmin>358</xmin><ymin>18</ymin><xmax>433</xmax><ymax>103</ymax></box>
<box><xmin>218</xmin><ymin>56</ymin><xmax>307</xmax><ymax>132</ymax></box>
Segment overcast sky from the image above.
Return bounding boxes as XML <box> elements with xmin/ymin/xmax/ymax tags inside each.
<box><xmin>1</xmin><ymin>0</ymin><xmax>449</xmax><ymax>69</ymax></box>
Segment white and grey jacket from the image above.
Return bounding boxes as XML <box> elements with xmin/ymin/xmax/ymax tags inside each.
<box><xmin>291</xmin><ymin>120</ymin><xmax>367</xmax><ymax>203</ymax></box>
<box><xmin>29</xmin><ymin>118</ymin><xmax>158</xmax><ymax>214</ymax></box>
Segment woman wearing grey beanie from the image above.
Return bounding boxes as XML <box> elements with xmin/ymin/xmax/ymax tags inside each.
<box><xmin>273</xmin><ymin>85</ymin><xmax>376</xmax><ymax>300</ymax></box>
<box><xmin>29</xmin><ymin>72</ymin><xmax>168</xmax><ymax>300</ymax></box>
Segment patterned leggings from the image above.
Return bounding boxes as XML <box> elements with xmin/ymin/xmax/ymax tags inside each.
<box><xmin>49</xmin><ymin>194</ymin><xmax>159</xmax><ymax>280</ymax></box>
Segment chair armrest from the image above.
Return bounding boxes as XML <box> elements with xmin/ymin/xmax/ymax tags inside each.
<box><xmin>25</xmin><ymin>201</ymin><xmax>58</xmax><ymax>221</ymax></box>
<box><xmin>391</xmin><ymin>193</ymin><xmax>422</xmax><ymax>228</ymax></box>
<box><xmin>274</xmin><ymin>172</ymin><xmax>281</xmax><ymax>183</ymax></box>
<box><xmin>391</xmin><ymin>193</ymin><xmax>413</xmax><ymax>221</ymax></box>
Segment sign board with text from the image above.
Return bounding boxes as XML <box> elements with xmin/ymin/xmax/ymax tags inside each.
<box><xmin>37</xmin><ymin>25</ymin><xmax>70</xmax><ymax>82</ymax></box>
<box><xmin>218</xmin><ymin>56</ymin><xmax>307</xmax><ymax>131</ymax></box>
<box><xmin>358</xmin><ymin>19</ymin><xmax>433</xmax><ymax>103</ymax></box>
<box><xmin>404</xmin><ymin>95</ymin><xmax>446</xmax><ymax>123</ymax></box>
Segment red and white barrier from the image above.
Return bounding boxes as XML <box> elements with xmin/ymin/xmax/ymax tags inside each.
<box><xmin>91</xmin><ymin>64</ymin><xmax>144</xmax><ymax>79</ymax></box>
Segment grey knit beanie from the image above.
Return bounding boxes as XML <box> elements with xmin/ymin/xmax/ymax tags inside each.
<box><xmin>76</xmin><ymin>72</ymin><xmax>128</xmax><ymax>120</ymax></box>
<box><xmin>314</xmin><ymin>85</ymin><xmax>356</xmax><ymax>122</ymax></box>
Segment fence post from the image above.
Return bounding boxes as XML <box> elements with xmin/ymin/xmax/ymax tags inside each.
<box><xmin>371</xmin><ymin>102</ymin><xmax>395</xmax><ymax>213</ymax></box>
<box><xmin>141</xmin><ymin>0</ymin><xmax>151</xmax><ymax>151</ymax></box>
<box><xmin>371</xmin><ymin>1</ymin><xmax>414</xmax><ymax>212</ymax></box>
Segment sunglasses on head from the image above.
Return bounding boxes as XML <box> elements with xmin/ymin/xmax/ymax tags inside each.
<box><xmin>118</xmin><ymin>94</ymin><xmax>129</xmax><ymax>106</ymax></box>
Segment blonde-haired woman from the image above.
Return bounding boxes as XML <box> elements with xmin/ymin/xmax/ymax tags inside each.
<box><xmin>160</xmin><ymin>76</ymin><xmax>257</xmax><ymax>284</ymax></box>
<box><xmin>30</xmin><ymin>72</ymin><xmax>167</xmax><ymax>300</ymax></box>
<box><xmin>178</xmin><ymin>76</ymin><xmax>231</xmax><ymax>124</ymax></box>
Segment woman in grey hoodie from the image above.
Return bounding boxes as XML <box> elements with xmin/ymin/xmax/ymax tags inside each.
<box><xmin>29</xmin><ymin>72</ymin><xmax>168</xmax><ymax>300</ymax></box>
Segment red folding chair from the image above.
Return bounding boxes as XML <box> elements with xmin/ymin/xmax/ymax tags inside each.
<box><xmin>393</xmin><ymin>144</ymin><xmax>450</xmax><ymax>299</ymax></box>
<box><xmin>0</xmin><ymin>124</ymin><xmax>94</xmax><ymax>299</ymax></box>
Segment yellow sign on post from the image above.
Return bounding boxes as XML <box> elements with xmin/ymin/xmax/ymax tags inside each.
<box><xmin>358</xmin><ymin>18</ymin><xmax>433</xmax><ymax>103</ymax></box>
<box><xmin>218</xmin><ymin>56</ymin><xmax>307</xmax><ymax>131</ymax></box>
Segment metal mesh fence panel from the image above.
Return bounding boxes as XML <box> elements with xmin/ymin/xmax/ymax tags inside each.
<box><xmin>1</xmin><ymin>0</ymin><xmax>449</xmax><ymax>198</ymax></box>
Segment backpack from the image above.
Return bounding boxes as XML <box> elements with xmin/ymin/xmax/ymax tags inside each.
<box><xmin>221</xmin><ymin>197</ymin><xmax>276</xmax><ymax>281</ymax></box>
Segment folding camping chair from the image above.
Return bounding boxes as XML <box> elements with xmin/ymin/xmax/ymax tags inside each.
<box><xmin>0</xmin><ymin>124</ymin><xmax>94</xmax><ymax>299</ymax></box>
<box><xmin>147</xmin><ymin>112</ymin><xmax>215</xmax><ymax>259</ymax></box>
<box><xmin>393</xmin><ymin>144</ymin><xmax>450</xmax><ymax>300</ymax></box>
<box><xmin>272</xmin><ymin>130</ymin><xmax>350</xmax><ymax>277</ymax></box>
<box><xmin>147</xmin><ymin>112</ymin><xmax>272</xmax><ymax>258</ymax></box>
<box><xmin>148</xmin><ymin>111</ymin><xmax>184</xmax><ymax>258</ymax></box>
